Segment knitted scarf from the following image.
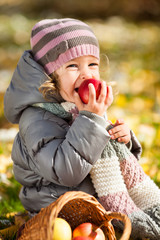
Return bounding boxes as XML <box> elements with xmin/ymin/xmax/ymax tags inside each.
<box><xmin>33</xmin><ymin>102</ymin><xmax>160</xmax><ymax>239</ymax></box>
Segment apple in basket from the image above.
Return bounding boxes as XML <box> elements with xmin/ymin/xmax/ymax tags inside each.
<box><xmin>72</xmin><ymin>222</ymin><xmax>105</xmax><ymax>240</ymax></box>
<box><xmin>52</xmin><ymin>218</ymin><xmax>72</xmax><ymax>240</ymax></box>
<box><xmin>78</xmin><ymin>79</ymin><xmax>108</xmax><ymax>104</ymax></box>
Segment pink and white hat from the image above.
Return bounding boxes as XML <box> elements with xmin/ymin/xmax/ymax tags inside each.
<box><xmin>30</xmin><ymin>18</ymin><xmax>99</xmax><ymax>75</ymax></box>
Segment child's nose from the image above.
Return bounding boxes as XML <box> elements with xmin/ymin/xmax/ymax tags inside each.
<box><xmin>80</xmin><ymin>70</ymin><xmax>92</xmax><ymax>80</ymax></box>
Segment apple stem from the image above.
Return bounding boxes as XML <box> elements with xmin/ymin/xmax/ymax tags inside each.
<box><xmin>89</xmin><ymin>223</ymin><xmax>105</xmax><ymax>239</ymax></box>
<box><xmin>96</xmin><ymin>223</ymin><xmax>104</xmax><ymax>230</ymax></box>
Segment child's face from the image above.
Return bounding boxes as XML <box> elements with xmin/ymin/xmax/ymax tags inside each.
<box><xmin>55</xmin><ymin>55</ymin><xmax>100</xmax><ymax>102</ymax></box>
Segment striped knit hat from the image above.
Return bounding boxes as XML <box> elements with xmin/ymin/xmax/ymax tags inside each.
<box><xmin>30</xmin><ymin>18</ymin><xmax>99</xmax><ymax>75</ymax></box>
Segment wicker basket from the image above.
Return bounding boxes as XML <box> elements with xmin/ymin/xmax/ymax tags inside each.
<box><xmin>17</xmin><ymin>191</ymin><xmax>131</xmax><ymax>240</ymax></box>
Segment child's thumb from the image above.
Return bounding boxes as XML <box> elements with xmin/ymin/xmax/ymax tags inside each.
<box><xmin>115</xmin><ymin>118</ymin><xmax>124</xmax><ymax>125</ymax></box>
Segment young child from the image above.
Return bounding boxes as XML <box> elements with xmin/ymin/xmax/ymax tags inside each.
<box><xmin>4</xmin><ymin>18</ymin><xmax>160</xmax><ymax>239</ymax></box>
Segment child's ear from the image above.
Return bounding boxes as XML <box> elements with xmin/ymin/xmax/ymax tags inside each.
<box><xmin>100</xmin><ymin>53</ymin><xmax>109</xmax><ymax>72</ymax></box>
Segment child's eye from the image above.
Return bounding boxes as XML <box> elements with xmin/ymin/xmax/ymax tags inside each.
<box><xmin>89</xmin><ymin>63</ymin><xmax>99</xmax><ymax>67</ymax></box>
<box><xmin>67</xmin><ymin>64</ymin><xmax>78</xmax><ymax>68</ymax></box>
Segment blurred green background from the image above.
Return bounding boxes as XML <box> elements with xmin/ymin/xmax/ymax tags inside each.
<box><xmin>0</xmin><ymin>0</ymin><xmax>160</xmax><ymax>216</ymax></box>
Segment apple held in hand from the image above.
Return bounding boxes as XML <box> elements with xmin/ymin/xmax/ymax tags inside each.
<box><xmin>78</xmin><ymin>79</ymin><xmax>101</xmax><ymax>104</ymax></box>
<box><xmin>72</xmin><ymin>222</ymin><xmax>105</xmax><ymax>240</ymax></box>
<box><xmin>52</xmin><ymin>218</ymin><xmax>72</xmax><ymax>240</ymax></box>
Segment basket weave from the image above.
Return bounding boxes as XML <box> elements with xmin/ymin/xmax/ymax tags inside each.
<box><xmin>17</xmin><ymin>191</ymin><xmax>131</xmax><ymax>240</ymax></box>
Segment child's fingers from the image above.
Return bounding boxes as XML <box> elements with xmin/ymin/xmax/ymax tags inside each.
<box><xmin>110</xmin><ymin>130</ymin><xmax>123</xmax><ymax>140</ymax></box>
<box><xmin>97</xmin><ymin>81</ymin><xmax>107</xmax><ymax>102</ymax></box>
<box><xmin>88</xmin><ymin>83</ymin><xmax>96</xmax><ymax>103</ymax></box>
<box><xmin>109</xmin><ymin>125</ymin><xmax>121</xmax><ymax>135</ymax></box>
<box><xmin>110</xmin><ymin>131</ymin><xmax>130</xmax><ymax>143</ymax></box>
<box><xmin>115</xmin><ymin>118</ymin><xmax>125</xmax><ymax>125</ymax></box>
<box><xmin>117</xmin><ymin>136</ymin><xmax>130</xmax><ymax>144</ymax></box>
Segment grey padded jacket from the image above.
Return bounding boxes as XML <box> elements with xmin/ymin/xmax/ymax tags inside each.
<box><xmin>4</xmin><ymin>51</ymin><xmax>142</xmax><ymax>213</ymax></box>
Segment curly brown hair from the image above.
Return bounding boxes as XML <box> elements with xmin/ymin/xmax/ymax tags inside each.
<box><xmin>39</xmin><ymin>72</ymin><xmax>61</xmax><ymax>100</ymax></box>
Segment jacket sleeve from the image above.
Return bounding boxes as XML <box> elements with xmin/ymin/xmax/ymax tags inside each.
<box><xmin>22</xmin><ymin>109</ymin><xmax>110</xmax><ymax>187</ymax></box>
<box><xmin>126</xmin><ymin>130</ymin><xmax>142</xmax><ymax>160</ymax></box>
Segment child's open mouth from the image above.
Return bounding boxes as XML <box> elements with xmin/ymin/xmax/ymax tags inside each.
<box><xmin>75</xmin><ymin>88</ymin><xmax>79</xmax><ymax>92</ymax></box>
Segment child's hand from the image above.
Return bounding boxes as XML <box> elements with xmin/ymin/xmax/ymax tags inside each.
<box><xmin>74</xmin><ymin>81</ymin><xmax>113</xmax><ymax>117</ymax></box>
<box><xmin>108</xmin><ymin>119</ymin><xmax>131</xmax><ymax>144</ymax></box>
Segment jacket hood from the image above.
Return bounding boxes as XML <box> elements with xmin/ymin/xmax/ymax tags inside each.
<box><xmin>4</xmin><ymin>51</ymin><xmax>64</xmax><ymax>124</ymax></box>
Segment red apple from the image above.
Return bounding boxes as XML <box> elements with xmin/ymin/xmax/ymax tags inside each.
<box><xmin>78</xmin><ymin>79</ymin><xmax>102</xmax><ymax>104</ymax></box>
<box><xmin>72</xmin><ymin>222</ymin><xmax>105</xmax><ymax>240</ymax></box>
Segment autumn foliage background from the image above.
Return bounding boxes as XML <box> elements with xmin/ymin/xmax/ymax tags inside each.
<box><xmin>0</xmin><ymin>0</ymin><xmax>160</xmax><ymax>218</ymax></box>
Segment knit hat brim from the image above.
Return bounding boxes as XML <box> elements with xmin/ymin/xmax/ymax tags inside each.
<box><xmin>39</xmin><ymin>44</ymin><xmax>99</xmax><ymax>75</ymax></box>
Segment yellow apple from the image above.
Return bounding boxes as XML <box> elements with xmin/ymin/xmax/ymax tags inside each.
<box><xmin>52</xmin><ymin>218</ymin><xmax>72</xmax><ymax>240</ymax></box>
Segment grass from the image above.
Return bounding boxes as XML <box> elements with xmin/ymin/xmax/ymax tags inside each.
<box><xmin>0</xmin><ymin>167</ymin><xmax>25</xmax><ymax>239</ymax></box>
<box><xmin>0</xmin><ymin>174</ymin><xmax>24</xmax><ymax>216</ymax></box>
